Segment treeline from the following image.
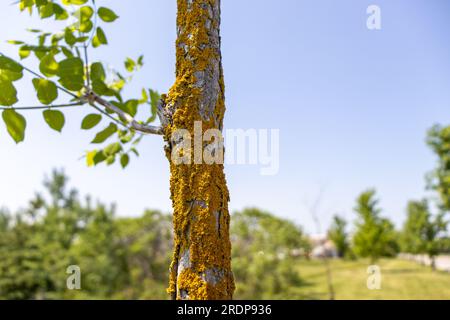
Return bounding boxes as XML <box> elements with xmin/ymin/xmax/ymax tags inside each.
<box><xmin>328</xmin><ymin>125</ymin><xmax>450</xmax><ymax>267</ymax></box>
<box><xmin>0</xmin><ymin>170</ymin><xmax>311</xmax><ymax>300</ymax></box>
<box><xmin>328</xmin><ymin>189</ymin><xmax>450</xmax><ymax>266</ymax></box>
<box><xmin>1</xmin><ymin>170</ymin><xmax>449</xmax><ymax>301</ymax></box>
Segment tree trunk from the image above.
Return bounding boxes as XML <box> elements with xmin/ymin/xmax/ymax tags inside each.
<box><xmin>430</xmin><ymin>256</ymin><xmax>436</xmax><ymax>271</ymax></box>
<box><xmin>161</xmin><ymin>0</ymin><xmax>235</xmax><ymax>300</ymax></box>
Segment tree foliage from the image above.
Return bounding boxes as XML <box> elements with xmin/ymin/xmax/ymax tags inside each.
<box><xmin>231</xmin><ymin>208</ymin><xmax>311</xmax><ymax>299</ymax></box>
<box><xmin>401</xmin><ymin>200</ymin><xmax>447</xmax><ymax>268</ymax></box>
<box><xmin>427</xmin><ymin>125</ymin><xmax>450</xmax><ymax>211</ymax></box>
<box><xmin>0</xmin><ymin>172</ymin><xmax>312</xmax><ymax>300</ymax></box>
<box><xmin>0</xmin><ymin>0</ymin><xmax>161</xmax><ymax>169</ymax></box>
<box><xmin>328</xmin><ymin>215</ymin><xmax>350</xmax><ymax>258</ymax></box>
<box><xmin>352</xmin><ymin>190</ymin><xmax>399</xmax><ymax>263</ymax></box>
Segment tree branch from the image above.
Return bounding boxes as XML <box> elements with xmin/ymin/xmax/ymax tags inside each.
<box><xmin>83</xmin><ymin>92</ymin><xmax>164</xmax><ymax>135</ymax></box>
<box><xmin>0</xmin><ymin>102</ymin><xmax>84</xmax><ymax>110</ymax></box>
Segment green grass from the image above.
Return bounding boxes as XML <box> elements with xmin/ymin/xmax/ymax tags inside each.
<box><xmin>294</xmin><ymin>258</ymin><xmax>450</xmax><ymax>300</ymax></box>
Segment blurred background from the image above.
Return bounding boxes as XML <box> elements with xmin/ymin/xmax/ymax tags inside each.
<box><xmin>1</xmin><ymin>0</ymin><xmax>450</xmax><ymax>299</ymax></box>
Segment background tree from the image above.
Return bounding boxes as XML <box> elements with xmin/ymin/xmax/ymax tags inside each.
<box><xmin>352</xmin><ymin>189</ymin><xmax>399</xmax><ymax>263</ymax></box>
<box><xmin>231</xmin><ymin>208</ymin><xmax>310</xmax><ymax>299</ymax></box>
<box><xmin>427</xmin><ymin>125</ymin><xmax>450</xmax><ymax>211</ymax></box>
<box><xmin>401</xmin><ymin>199</ymin><xmax>448</xmax><ymax>270</ymax></box>
<box><xmin>1</xmin><ymin>171</ymin><xmax>314</xmax><ymax>300</ymax></box>
<box><xmin>328</xmin><ymin>215</ymin><xmax>350</xmax><ymax>258</ymax></box>
<box><xmin>0</xmin><ymin>213</ymin><xmax>49</xmax><ymax>299</ymax></box>
<box><xmin>0</xmin><ymin>0</ymin><xmax>232</xmax><ymax>299</ymax></box>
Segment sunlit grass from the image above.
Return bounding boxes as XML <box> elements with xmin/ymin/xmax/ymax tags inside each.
<box><xmin>294</xmin><ymin>258</ymin><xmax>450</xmax><ymax>300</ymax></box>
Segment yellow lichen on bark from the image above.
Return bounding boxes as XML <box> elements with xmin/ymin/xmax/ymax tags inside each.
<box><xmin>163</xmin><ymin>0</ymin><xmax>234</xmax><ymax>300</ymax></box>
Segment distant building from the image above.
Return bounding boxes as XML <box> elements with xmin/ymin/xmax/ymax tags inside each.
<box><xmin>309</xmin><ymin>234</ymin><xmax>338</xmax><ymax>259</ymax></box>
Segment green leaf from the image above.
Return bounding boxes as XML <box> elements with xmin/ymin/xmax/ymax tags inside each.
<box><xmin>52</xmin><ymin>34</ymin><xmax>64</xmax><ymax>45</ymax></box>
<box><xmin>124</xmin><ymin>99</ymin><xmax>138</xmax><ymax>117</ymax></box>
<box><xmin>64</xmin><ymin>28</ymin><xmax>77</xmax><ymax>46</ymax></box>
<box><xmin>93</xmin><ymin>150</ymin><xmax>106</xmax><ymax>164</ymax></box>
<box><xmin>0</xmin><ymin>79</ymin><xmax>18</xmax><ymax>106</ymax></box>
<box><xmin>97</xmin><ymin>27</ymin><xmax>107</xmax><ymax>44</ymax></box>
<box><xmin>62</xmin><ymin>0</ymin><xmax>88</xmax><ymax>5</ymax></box>
<box><xmin>74</xmin><ymin>6</ymin><xmax>93</xmax><ymax>22</ymax></box>
<box><xmin>148</xmin><ymin>89</ymin><xmax>160</xmax><ymax>122</ymax></box>
<box><xmin>137</xmin><ymin>55</ymin><xmax>144</xmax><ymax>67</ymax></box>
<box><xmin>20</xmin><ymin>0</ymin><xmax>34</xmax><ymax>11</ymax></box>
<box><xmin>98</xmin><ymin>7</ymin><xmax>119</xmax><ymax>22</ymax></box>
<box><xmin>61</xmin><ymin>47</ymin><xmax>74</xmax><ymax>58</ymax></box>
<box><xmin>43</xmin><ymin>109</ymin><xmax>65</xmax><ymax>132</ymax></box>
<box><xmin>120</xmin><ymin>154</ymin><xmax>130</xmax><ymax>168</ymax></box>
<box><xmin>2</xmin><ymin>109</ymin><xmax>26</xmax><ymax>143</ymax></box>
<box><xmin>140</xmin><ymin>88</ymin><xmax>149</xmax><ymax>103</ymax></box>
<box><xmin>75</xmin><ymin>36</ymin><xmax>89</xmax><ymax>43</ymax></box>
<box><xmin>79</xmin><ymin>20</ymin><xmax>93</xmax><ymax>33</ymax></box>
<box><xmin>106</xmin><ymin>155</ymin><xmax>116</xmax><ymax>165</ymax></box>
<box><xmin>59</xmin><ymin>75</ymin><xmax>84</xmax><ymax>91</ymax></box>
<box><xmin>7</xmin><ymin>40</ymin><xmax>24</xmax><ymax>45</ymax></box>
<box><xmin>58</xmin><ymin>57</ymin><xmax>84</xmax><ymax>91</ymax></box>
<box><xmin>104</xmin><ymin>142</ymin><xmax>122</xmax><ymax>156</ymax></box>
<box><xmin>39</xmin><ymin>53</ymin><xmax>59</xmax><ymax>77</ymax></box>
<box><xmin>81</xmin><ymin>114</ymin><xmax>102</xmax><ymax>130</ymax></box>
<box><xmin>39</xmin><ymin>2</ymin><xmax>54</xmax><ymax>19</ymax></box>
<box><xmin>58</xmin><ymin>57</ymin><xmax>83</xmax><ymax>77</ymax></box>
<box><xmin>124</xmin><ymin>57</ymin><xmax>136</xmax><ymax>72</ymax></box>
<box><xmin>0</xmin><ymin>56</ymin><xmax>23</xmax><ymax>73</ymax></box>
<box><xmin>73</xmin><ymin>7</ymin><xmax>94</xmax><ymax>33</ymax></box>
<box><xmin>35</xmin><ymin>0</ymin><xmax>48</xmax><ymax>6</ymax></box>
<box><xmin>91</xmin><ymin>123</ymin><xmax>117</xmax><ymax>144</ymax></box>
<box><xmin>130</xmin><ymin>147</ymin><xmax>139</xmax><ymax>157</ymax></box>
<box><xmin>32</xmin><ymin>78</ymin><xmax>58</xmax><ymax>105</ymax></box>
<box><xmin>92</xmin><ymin>79</ymin><xmax>114</xmax><ymax>96</ymax></box>
<box><xmin>0</xmin><ymin>56</ymin><xmax>23</xmax><ymax>81</ymax></box>
<box><xmin>90</xmin><ymin>62</ymin><xmax>105</xmax><ymax>82</ymax></box>
<box><xmin>92</xmin><ymin>27</ymin><xmax>108</xmax><ymax>48</ymax></box>
<box><xmin>86</xmin><ymin>150</ymin><xmax>97</xmax><ymax>166</ymax></box>
<box><xmin>53</xmin><ymin>4</ymin><xmax>69</xmax><ymax>20</ymax></box>
<box><xmin>19</xmin><ymin>46</ymin><xmax>31</xmax><ymax>60</ymax></box>
<box><xmin>0</xmin><ymin>69</ymin><xmax>22</xmax><ymax>82</ymax></box>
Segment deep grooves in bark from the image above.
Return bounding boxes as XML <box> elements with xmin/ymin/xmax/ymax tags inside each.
<box><xmin>162</xmin><ymin>0</ymin><xmax>234</xmax><ymax>300</ymax></box>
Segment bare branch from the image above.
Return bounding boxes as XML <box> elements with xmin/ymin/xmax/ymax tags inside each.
<box><xmin>84</xmin><ymin>92</ymin><xmax>164</xmax><ymax>135</ymax></box>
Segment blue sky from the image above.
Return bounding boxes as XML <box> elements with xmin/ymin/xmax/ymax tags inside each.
<box><xmin>0</xmin><ymin>0</ymin><xmax>449</xmax><ymax>233</ymax></box>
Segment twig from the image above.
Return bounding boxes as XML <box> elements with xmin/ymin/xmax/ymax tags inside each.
<box><xmin>89</xmin><ymin>103</ymin><xmax>127</xmax><ymax>129</ymax></box>
<box><xmin>0</xmin><ymin>102</ymin><xmax>83</xmax><ymax>110</ymax></box>
<box><xmin>83</xmin><ymin>44</ymin><xmax>90</xmax><ymax>89</ymax></box>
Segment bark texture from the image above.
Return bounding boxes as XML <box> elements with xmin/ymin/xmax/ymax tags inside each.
<box><xmin>161</xmin><ymin>0</ymin><xmax>234</xmax><ymax>300</ymax></box>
